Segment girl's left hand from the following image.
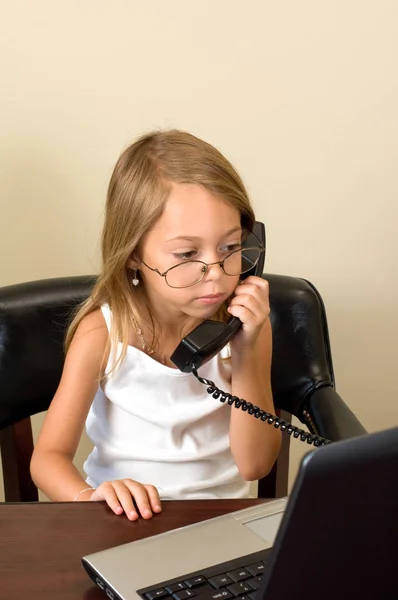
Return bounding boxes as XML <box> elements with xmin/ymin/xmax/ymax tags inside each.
<box><xmin>227</xmin><ymin>276</ymin><xmax>270</xmax><ymax>351</ymax></box>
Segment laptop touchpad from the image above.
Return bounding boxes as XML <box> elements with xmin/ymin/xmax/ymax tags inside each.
<box><xmin>243</xmin><ymin>512</ymin><xmax>284</xmax><ymax>544</ymax></box>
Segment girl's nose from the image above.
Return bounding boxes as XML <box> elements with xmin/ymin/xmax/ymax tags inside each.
<box><xmin>203</xmin><ymin>260</ymin><xmax>224</xmax><ymax>281</ymax></box>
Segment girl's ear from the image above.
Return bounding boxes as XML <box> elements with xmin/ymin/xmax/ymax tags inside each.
<box><xmin>127</xmin><ymin>253</ymin><xmax>140</xmax><ymax>270</ymax></box>
<box><xmin>127</xmin><ymin>258</ymin><xmax>137</xmax><ymax>269</ymax></box>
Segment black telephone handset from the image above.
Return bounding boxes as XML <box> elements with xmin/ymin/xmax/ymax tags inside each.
<box><xmin>170</xmin><ymin>221</ymin><xmax>266</xmax><ymax>373</ymax></box>
<box><xmin>170</xmin><ymin>221</ymin><xmax>331</xmax><ymax>447</ymax></box>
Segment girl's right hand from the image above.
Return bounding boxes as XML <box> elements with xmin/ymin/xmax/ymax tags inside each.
<box><xmin>89</xmin><ymin>479</ymin><xmax>162</xmax><ymax>520</ymax></box>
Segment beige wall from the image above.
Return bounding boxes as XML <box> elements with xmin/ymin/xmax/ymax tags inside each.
<box><xmin>1</xmin><ymin>1</ymin><xmax>397</xmax><ymax>501</ymax></box>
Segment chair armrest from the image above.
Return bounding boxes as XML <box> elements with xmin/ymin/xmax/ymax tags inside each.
<box><xmin>303</xmin><ymin>386</ymin><xmax>367</xmax><ymax>441</ymax></box>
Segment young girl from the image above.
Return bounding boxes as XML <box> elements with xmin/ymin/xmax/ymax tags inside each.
<box><xmin>30</xmin><ymin>130</ymin><xmax>281</xmax><ymax>521</ymax></box>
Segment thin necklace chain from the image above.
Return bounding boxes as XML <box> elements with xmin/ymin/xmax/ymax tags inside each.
<box><xmin>131</xmin><ymin>313</ymin><xmax>169</xmax><ymax>365</ymax></box>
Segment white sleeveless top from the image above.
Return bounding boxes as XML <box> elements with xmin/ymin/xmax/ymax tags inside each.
<box><xmin>84</xmin><ymin>305</ymin><xmax>250</xmax><ymax>499</ymax></box>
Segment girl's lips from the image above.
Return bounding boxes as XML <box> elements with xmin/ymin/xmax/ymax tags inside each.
<box><xmin>195</xmin><ymin>293</ymin><xmax>226</xmax><ymax>305</ymax></box>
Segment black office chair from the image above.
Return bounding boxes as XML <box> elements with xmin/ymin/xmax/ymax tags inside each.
<box><xmin>0</xmin><ymin>274</ymin><xmax>366</xmax><ymax>502</ymax></box>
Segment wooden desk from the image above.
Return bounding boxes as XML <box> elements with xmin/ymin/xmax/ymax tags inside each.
<box><xmin>0</xmin><ymin>499</ymin><xmax>266</xmax><ymax>599</ymax></box>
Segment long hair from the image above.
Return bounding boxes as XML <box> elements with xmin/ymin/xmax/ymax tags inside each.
<box><xmin>65</xmin><ymin>130</ymin><xmax>255</xmax><ymax>377</ymax></box>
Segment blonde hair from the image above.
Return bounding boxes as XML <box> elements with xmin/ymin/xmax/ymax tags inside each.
<box><xmin>66</xmin><ymin>129</ymin><xmax>255</xmax><ymax>376</ymax></box>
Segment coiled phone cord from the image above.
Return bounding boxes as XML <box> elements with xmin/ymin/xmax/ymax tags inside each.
<box><xmin>192</xmin><ymin>367</ymin><xmax>332</xmax><ymax>447</ymax></box>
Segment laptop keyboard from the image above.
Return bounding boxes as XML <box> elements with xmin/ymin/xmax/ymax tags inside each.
<box><xmin>137</xmin><ymin>548</ymin><xmax>271</xmax><ymax>600</ymax></box>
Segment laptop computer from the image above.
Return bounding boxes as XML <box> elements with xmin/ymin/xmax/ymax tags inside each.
<box><xmin>82</xmin><ymin>426</ymin><xmax>398</xmax><ymax>600</ymax></box>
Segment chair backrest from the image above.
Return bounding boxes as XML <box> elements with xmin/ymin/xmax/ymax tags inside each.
<box><xmin>0</xmin><ymin>273</ymin><xmax>335</xmax><ymax>501</ymax></box>
<box><xmin>269</xmin><ymin>274</ymin><xmax>334</xmax><ymax>414</ymax></box>
<box><xmin>0</xmin><ymin>276</ymin><xmax>96</xmax><ymax>501</ymax></box>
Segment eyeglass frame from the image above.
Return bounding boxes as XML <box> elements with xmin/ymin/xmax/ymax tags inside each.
<box><xmin>139</xmin><ymin>245</ymin><xmax>265</xmax><ymax>289</ymax></box>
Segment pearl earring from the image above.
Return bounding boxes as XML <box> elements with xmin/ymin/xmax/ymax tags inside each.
<box><xmin>132</xmin><ymin>269</ymin><xmax>139</xmax><ymax>286</ymax></box>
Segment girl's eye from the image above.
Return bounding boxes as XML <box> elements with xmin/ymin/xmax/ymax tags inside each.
<box><xmin>173</xmin><ymin>251</ymin><xmax>197</xmax><ymax>260</ymax></box>
<box><xmin>221</xmin><ymin>243</ymin><xmax>242</xmax><ymax>254</ymax></box>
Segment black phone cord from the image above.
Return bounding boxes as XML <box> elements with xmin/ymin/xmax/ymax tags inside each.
<box><xmin>192</xmin><ymin>367</ymin><xmax>332</xmax><ymax>447</ymax></box>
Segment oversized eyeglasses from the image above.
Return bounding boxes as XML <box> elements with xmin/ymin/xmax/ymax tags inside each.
<box><xmin>140</xmin><ymin>246</ymin><xmax>265</xmax><ymax>289</ymax></box>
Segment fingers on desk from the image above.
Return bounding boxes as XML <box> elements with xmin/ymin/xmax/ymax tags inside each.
<box><xmin>90</xmin><ymin>479</ymin><xmax>162</xmax><ymax>520</ymax></box>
